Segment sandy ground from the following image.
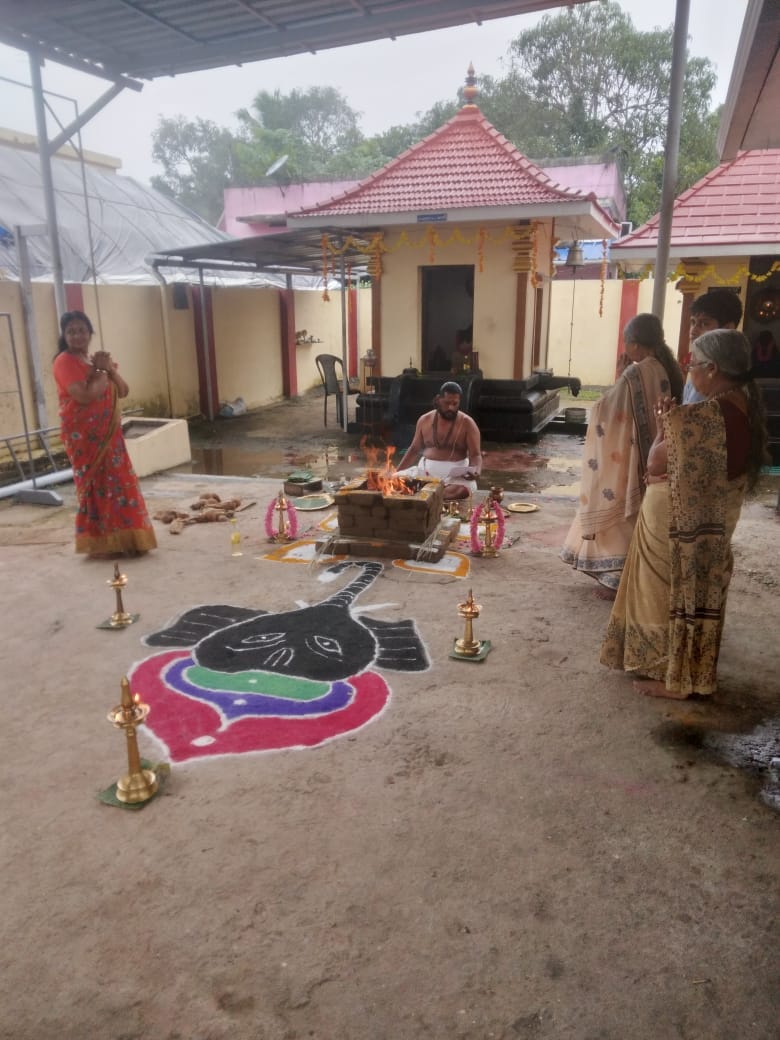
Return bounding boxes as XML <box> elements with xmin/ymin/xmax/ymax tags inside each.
<box><xmin>1</xmin><ymin>401</ymin><xmax>779</xmax><ymax>1040</ymax></box>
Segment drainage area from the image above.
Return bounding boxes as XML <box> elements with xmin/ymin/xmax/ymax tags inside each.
<box><xmin>182</xmin><ymin>427</ymin><xmax>587</xmax><ymax>496</ymax></box>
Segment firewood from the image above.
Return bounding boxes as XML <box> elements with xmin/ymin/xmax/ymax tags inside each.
<box><xmin>153</xmin><ymin>509</ymin><xmax>189</xmax><ymax>524</ymax></box>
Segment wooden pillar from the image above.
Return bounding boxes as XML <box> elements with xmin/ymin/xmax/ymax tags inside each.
<box><xmin>513</xmin><ymin>271</ymin><xmax>528</xmax><ymax>379</ymax></box>
<box><xmin>278</xmin><ymin>286</ymin><xmax>297</xmax><ymax>398</ymax></box>
<box><xmin>348</xmin><ymin>286</ymin><xmax>358</xmax><ymax>377</ymax></box>
<box><xmin>675</xmin><ymin>261</ymin><xmax>707</xmax><ymax>362</ymax></box>
<box><xmin>531</xmin><ymin>286</ymin><xmax>543</xmax><ymax>370</ymax></box>
<box><xmin>371</xmin><ymin>276</ymin><xmax>382</xmax><ymax>377</ymax></box>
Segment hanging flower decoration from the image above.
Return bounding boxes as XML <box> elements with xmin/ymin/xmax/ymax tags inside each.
<box><xmin>265</xmin><ymin>492</ymin><xmax>298</xmax><ymax>542</ymax></box>
<box><xmin>366</xmin><ymin>231</ymin><xmax>385</xmax><ymax>281</ymax></box>
<box><xmin>513</xmin><ymin>222</ymin><xmax>542</xmax><ymax>287</ymax></box>
<box><xmin>598</xmin><ymin>238</ymin><xmax>608</xmax><ymax>317</ymax></box>
<box><xmin>530</xmin><ymin>222</ymin><xmax>540</xmax><ymax>289</ymax></box>
<box><xmin>618</xmin><ymin>259</ymin><xmax>780</xmax><ymax>285</ymax></box>
<box><xmin>318</xmin><ymin>225</ymin><xmax>514</xmax><ymax>288</ymax></box>
<box><xmin>317</xmin><ymin>226</ymin><xmax>779</xmax><ymax>303</ymax></box>
<box><xmin>469</xmin><ymin>497</ymin><xmax>505</xmax><ymax>554</ymax></box>
<box><xmin>427</xmin><ymin>225</ymin><xmax>438</xmax><ymax>264</ymax></box>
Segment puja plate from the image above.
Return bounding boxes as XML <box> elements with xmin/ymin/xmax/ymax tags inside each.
<box><xmin>507</xmin><ymin>502</ymin><xmax>539</xmax><ymax>514</ymax></box>
<box><xmin>290</xmin><ymin>494</ymin><xmax>335</xmax><ymax>511</ymax></box>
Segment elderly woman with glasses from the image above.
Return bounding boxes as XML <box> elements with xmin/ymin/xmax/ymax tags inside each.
<box><xmin>601</xmin><ymin>329</ymin><xmax>769</xmax><ymax>700</ymax></box>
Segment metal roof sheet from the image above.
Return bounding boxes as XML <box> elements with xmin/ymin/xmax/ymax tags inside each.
<box><xmin>149</xmin><ymin>225</ymin><xmax>379</xmax><ymax>276</ymax></box>
<box><xmin>0</xmin><ymin>0</ymin><xmax>594</xmax><ymax>82</ymax></box>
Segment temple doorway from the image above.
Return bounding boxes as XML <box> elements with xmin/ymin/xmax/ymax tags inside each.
<box><xmin>421</xmin><ymin>265</ymin><xmax>474</xmax><ymax>373</ymax></box>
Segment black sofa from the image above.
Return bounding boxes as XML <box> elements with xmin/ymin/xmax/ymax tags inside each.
<box><xmin>354</xmin><ymin>371</ymin><xmax>581</xmax><ymax>444</ymax></box>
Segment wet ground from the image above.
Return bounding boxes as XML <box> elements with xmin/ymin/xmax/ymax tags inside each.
<box><xmin>177</xmin><ymin>390</ymin><xmax>780</xmax><ymax>817</ymax></box>
<box><xmin>1</xmin><ymin>394</ymin><xmax>778</xmax><ymax>1037</ymax></box>
<box><xmin>179</xmin><ymin>389</ymin><xmax>590</xmax><ymax>496</ymax></box>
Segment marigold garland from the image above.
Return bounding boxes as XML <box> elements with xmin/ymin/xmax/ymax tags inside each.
<box><xmin>318</xmin><ymin>227</ymin><xmax>778</xmax><ymax>292</ymax></box>
<box><xmin>427</xmin><ymin>225</ymin><xmax>437</xmax><ymax>264</ymax></box>
<box><xmin>618</xmin><ymin>259</ymin><xmax>780</xmax><ymax>285</ymax></box>
<box><xmin>367</xmin><ymin>231</ymin><xmax>384</xmax><ymax>281</ymax></box>
<box><xmin>530</xmin><ymin>222</ymin><xmax>540</xmax><ymax>289</ymax></box>
<box><xmin>317</xmin><ymin>225</ymin><xmax>515</xmax><ymax>283</ymax></box>
<box><xmin>469</xmin><ymin>498</ymin><xmax>505</xmax><ymax>554</ymax></box>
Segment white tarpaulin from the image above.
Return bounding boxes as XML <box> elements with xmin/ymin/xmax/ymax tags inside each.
<box><xmin>0</xmin><ymin>143</ymin><xmax>229</xmax><ymax>284</ymax></box>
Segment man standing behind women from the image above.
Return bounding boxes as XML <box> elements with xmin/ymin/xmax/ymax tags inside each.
<box><xmin>682</xmin><ymin>289</ymin><xmax>743</xmax><ymax>404</ymax></box>
<box><xmin>53</xmin><ymin>310</ymin><xmax>157</xmax><ymax>559</ymax></box>
<box><xmin>601</xmin><ymin>329</ymin><xmax>769</xmax><ymax>699</ymax></box>
<box><xmin>561</xmin><ymin>313</ymin><xmax>684</xmax><ymax>597</ymax></box>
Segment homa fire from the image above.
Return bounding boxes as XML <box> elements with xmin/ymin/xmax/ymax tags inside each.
<box><xmin>328</xmin><ymin>476</ymin><xmax>451</xmax><ymax>561</ymax></box>
<box><xmin>320</xmin><ymin>440</ymin><xmax>458</xmax><ymax>560</ymax></box>
<box><xmin>335</xmin><ymin>475</ymin><xmax>444</xmax><ymax>545</ymax></box>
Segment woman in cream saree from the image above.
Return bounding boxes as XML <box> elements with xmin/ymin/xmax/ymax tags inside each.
<box><xmin>561</xmin><ymin>314</ymin><xmax>683</xmax><ymax>593</ymax></box>
<box><xmin>601</xmin><ymin>329</ymin><xmax>768</xmax><ymax>699</ymax></box>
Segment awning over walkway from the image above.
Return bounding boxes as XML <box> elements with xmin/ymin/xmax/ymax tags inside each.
<box><xmin>0</xmin><ymin>1</ymin><xmax>595</xmax><ymax>82</ymax></box>
<box><xmin>148</xmin><ymin>226</ymin><xmax>377</xmax><ymax>278</ymax></box>
<box><xmin>717</xmin><ymin>0</ymin><xmax>780</xmax><ymax>160</ymax></box>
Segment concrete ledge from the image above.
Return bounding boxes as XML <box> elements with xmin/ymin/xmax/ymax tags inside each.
<box><xmin>122</xmin><ymin>417</ymin><xmax>191</xmax><ymax>478</ymax></box>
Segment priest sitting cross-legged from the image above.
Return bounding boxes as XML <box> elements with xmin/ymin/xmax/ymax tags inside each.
<box><xmin>395</xmin><ymin>381</ymin><xmax>482</xmax><ymax>501</ymax></box>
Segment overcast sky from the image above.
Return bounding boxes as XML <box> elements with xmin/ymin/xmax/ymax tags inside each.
<box><xmin>0</xmin><ymin>0</ymin><xmax>749</xmax><ymax>186</ymax></box>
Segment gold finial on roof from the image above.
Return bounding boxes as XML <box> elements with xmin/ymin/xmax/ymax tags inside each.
<box><xmin>463</xmin><ymin>62</ymin><xmax>478</xmax><ymax>105</ymax></box>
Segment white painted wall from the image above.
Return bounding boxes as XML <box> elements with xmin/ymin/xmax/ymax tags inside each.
<box><xmin>0</xmin><ymin>263</ymin><xmax>754</xmax><ymax>444</ymax></box>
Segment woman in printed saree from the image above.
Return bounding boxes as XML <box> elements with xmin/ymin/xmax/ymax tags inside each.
<box><xmin>601</xmin><ymin>329</ymin><xmax>769</xmax><ymax>700</ymax></box>
<box><xmin>561</xmin><ymin>313</ymin><xmax>684</xmax><ymax>596</ymax></box>
<box><xmin>53</xmin><ymin>310</ymin><xmax>157</xmax><ymax>559</ymax></box>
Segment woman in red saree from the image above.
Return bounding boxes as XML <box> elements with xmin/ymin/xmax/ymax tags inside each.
<box><xmin>53</xmin><ymin>310</ymin><xmax>157</xmax><ymax>559</ymax></box>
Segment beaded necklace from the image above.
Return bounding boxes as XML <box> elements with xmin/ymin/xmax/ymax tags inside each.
<box><xmin>432</xmin><ymin>412</ymin><xmax>460</xmax><ymax>455</ymax></box>
<box><xmin>707</xmin><ymin>385</ymin><xmax>742</xmax><ymax>404</ymax></box>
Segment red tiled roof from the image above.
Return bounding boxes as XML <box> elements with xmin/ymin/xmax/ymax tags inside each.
<box><xmin>289</xmin><ymin>104</ymin><xmax>609</xmax><ymax>219</ymax></box>
<box><xmin>613</xmin><ymin>149</ymin><xmax>780</xmax><ymax>254</ymax></box>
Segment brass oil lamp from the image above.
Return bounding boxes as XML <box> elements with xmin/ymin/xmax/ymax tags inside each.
<box><xmin>453</xmin><ymin>588</ymin><xmax>483</xmax><ymax>658</ymax></box>
<box><xmin>106</xmin><ymin>562</ymin><xmax>135</xmax><ymax>627</ymax></box>
<box><xmin>479</xmin><ymin>492</ymin><xmax>499</xmax><ymax>558</ymax></box>
<box><xmin>107</xmin><ymin>678</ymin><xmax>158</xmax><ymax>804</ymax></box>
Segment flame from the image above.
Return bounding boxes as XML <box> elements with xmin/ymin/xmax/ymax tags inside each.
<box><xmin>360</xmin><ymin>437</ymin><xmax>414</xmax><ymax>496</ymax></box>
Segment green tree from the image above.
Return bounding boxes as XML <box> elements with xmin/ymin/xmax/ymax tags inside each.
<box><xmin>495</xmin><ymin>1</ymin><xmax>717</xmax><ymax>224</ymax></box>
<box><xmin>150</xmin><ymin>116</ymin><xmax>239</xmax><ymax>223</ymax></box>
<box><xmin>150</xmin><ymin>4</ymin><xmax>720</xmax><ymax>229</ymax></box>
<box><xmin>629</xmin><ymin>107</ymin><xmax>720</xmax><ymax>227</ymax></box>
<box><xmin>237</xmin><ymin>86</ymin><xmax>363</xmax><ymax>178</ymax></box>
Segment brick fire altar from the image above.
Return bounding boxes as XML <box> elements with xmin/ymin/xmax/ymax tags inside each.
<box><xmin>321</xmin><ymin>474</ymin><xmax>459</xmax><ymax>560</ymax></box>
